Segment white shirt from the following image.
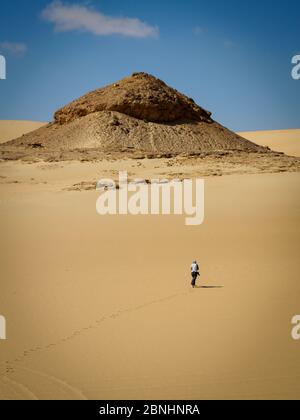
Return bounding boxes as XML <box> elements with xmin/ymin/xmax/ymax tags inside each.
<box><xmin>191</xmin><ymin>263</ymin><xmax>199</xmax><ymax>273</ymax></box>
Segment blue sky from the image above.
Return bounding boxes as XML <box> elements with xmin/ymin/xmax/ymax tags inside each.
<box><xmin>0</xmin><ymin>0</ymin><xmax>299</xmax><ymax>131</ymax></box>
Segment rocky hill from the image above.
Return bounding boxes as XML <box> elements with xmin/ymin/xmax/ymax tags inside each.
<box><xmin>0</xmin><ymin>72</ymin><xmax>273</xmax><ymax>160</ymax></box>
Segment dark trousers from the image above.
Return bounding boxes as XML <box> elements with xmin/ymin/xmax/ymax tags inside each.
<box><xmin>191</xmin><ymin>272</ymin><xmax>199</xmax><ymax>287</ymax></box>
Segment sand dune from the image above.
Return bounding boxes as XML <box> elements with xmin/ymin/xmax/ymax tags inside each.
<box><xmin>0</xmin><ymin>159</ymin><xmax>299</xmax><ymax>400</ymax></box>
<box><xmin>239</xmin><ymin>129</ymin><xmax>300</xmax><ymax>157</ymax></box>
<box><xmin>0</xmin><ymin>121</ymin><xmax>47</xmax><ymax>144</ymax></box>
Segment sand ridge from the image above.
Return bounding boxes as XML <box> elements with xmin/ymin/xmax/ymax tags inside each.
<box><xmin>239</xmin><ymin>129</ymin><xmax>300</xmax><ymax>157</ymax></box>
<box><xmin>0</xmin><ymin>121</ymin><xmax>47</xmax><ymax>144</ymax></box>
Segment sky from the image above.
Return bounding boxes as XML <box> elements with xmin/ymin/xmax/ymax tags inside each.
<box><xmin>0</xmin><ymin>0</ymin><xmax>299</xmax><ymax>131</ymax></box>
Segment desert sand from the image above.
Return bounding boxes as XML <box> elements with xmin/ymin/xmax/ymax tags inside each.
<box><xmin>0</xmin><ymin>74</ymin><xmax>299</xmax><ymax>399</ymax></box>
<box><xmin>0</xmin><ymin>121</ymin><xmax>47</xmax><ymax>144</ymax></box>
<box><xmin>0</xmin><ymin>156</ymin><xmax>299</xmax><ymax>400</ymax></box>
<box><xmin>239</xmin><ymin>129</ymin><xmax>300</xmax><ymax>157</ymax></box>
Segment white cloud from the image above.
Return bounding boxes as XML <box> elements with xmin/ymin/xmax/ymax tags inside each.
<box><xmin>0</xmin><ymin>41</ymin><xmax>27</xmax><ymax>56</ymax></box>
<box><xmin>41</xmin><ymin>1</ymin><xmax>159</xmax><ymax>38</ymax></box>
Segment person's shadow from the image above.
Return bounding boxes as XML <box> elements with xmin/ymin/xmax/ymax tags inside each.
<box><xmin>195</xmin><ymin>285</ymin><xmax>224</xmax><ymax>289</ymax></box>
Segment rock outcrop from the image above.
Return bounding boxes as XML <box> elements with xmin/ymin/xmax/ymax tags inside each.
<box><xmin>0</xmin><ymin>72</ymin><xmax>270</xmax><ymax>158</ymax></box>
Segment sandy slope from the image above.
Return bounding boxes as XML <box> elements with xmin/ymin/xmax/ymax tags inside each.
<box><xmin>239</xmin><ymin>129</ymin><xmax>300</xmax><ymax>157</ymax></box>
<box><xmin>0</xmin><ymin>121</ymin><xmax>47</xmax><ymax>144</ymax></box>
<box><xmin>0</xmin><ymin>159</ymin><xmax>299</xmax><ymax>400</ymax></box>
<box><xmin>1</xmin><ymin>121</ymin><xmax>299</xmax><ymax>158</ymax></box>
